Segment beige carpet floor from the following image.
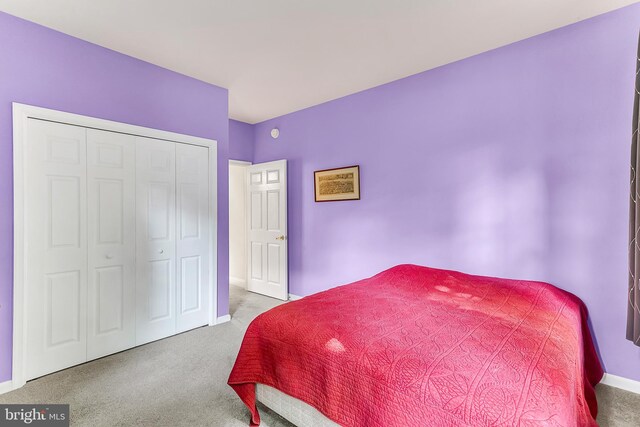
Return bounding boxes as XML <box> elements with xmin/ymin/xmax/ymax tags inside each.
<box><xmin>1</xmin><ymin>285</ymin><xmax>639</xmax><ymax>426</ymax></box>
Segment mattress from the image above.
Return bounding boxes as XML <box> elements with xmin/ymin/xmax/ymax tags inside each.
<box><xmin>229</xmin><ymin>264</ymin><xmax>603</xmax><ymax>426</ymax></box>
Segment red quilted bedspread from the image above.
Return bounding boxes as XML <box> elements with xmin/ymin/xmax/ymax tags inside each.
<box><xmin>228</xmin><ymin>264</ymin><xmax>603</xmax><ymax>426</ymax></box>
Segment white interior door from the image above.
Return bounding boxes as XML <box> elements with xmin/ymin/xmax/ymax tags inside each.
<box><xmin>25</xmin><ymin>119</ymin><xmax>88</xmax><ymax>380</ymax></box>
<box><xmin>86</xmin><ymin>129</ymin><xmax>136</xmax><ymax>359</ymax></box>
<box><xmin>246</xmin><ymin>160</ymin><xmax>288</xmax><ymax>300</ymax></box>
<box><xmin>135</xmin><ymin>137</ymin><xmax>177</xmax><ymax>345</ymax></box>
<box><xmin>176</xmin><ymin>143</ymin><xmax>210</xmax><ymax>332</ymax></box>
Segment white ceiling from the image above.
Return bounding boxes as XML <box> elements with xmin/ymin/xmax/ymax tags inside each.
<box><xmin>0</xmin><ymin>0</ymin><xmax>637</xmax><ymax>123</ymax></box>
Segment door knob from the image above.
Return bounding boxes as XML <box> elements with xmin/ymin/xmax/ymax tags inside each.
<box><xmin>275</xmin><ymin>235</ymin><xmax>286</xmax><ymax>241</ymax></box>
<box><xmin>159</xmin><ymin>249</ymin><xmax>164</xmax><ymax>254</ymax></box>
<box><xmin>105</xmin><ymin>254</ymin><xmax>114</xmax><ymax>259</ymax></box>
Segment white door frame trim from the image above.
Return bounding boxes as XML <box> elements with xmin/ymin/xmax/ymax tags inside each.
<box><xmin>12</xmin><ymin>102</ymin><xmax>218</xmax><ymax>390</ymax></box>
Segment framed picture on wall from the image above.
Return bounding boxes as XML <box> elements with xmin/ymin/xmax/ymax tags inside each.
<box><xmin>314</xmin><ymin>165</ymin><xmax>360</xmax><ymax>202</ymax></box>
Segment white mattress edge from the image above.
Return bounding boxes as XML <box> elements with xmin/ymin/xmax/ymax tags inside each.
<box><xmin>255</xmin><ymin>383</ymin><xmax>341</xmax><ymax>427</ymax></box>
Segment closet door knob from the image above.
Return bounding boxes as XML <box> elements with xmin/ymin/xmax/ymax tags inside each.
<box><xmin>159</xmin><ymin>249</ymin><xmax>164</xmax><ymax>254</ymax></box>
<box><xmin>105</xmin><ymin>254</ymin><xmax>114</xmax><ymax>259</ymax></box>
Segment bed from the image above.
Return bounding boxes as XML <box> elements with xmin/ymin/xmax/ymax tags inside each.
<box><xmin>228</xmin><ymin>264</ymin><xmax>603</xmax><ymax>426</ymax></box>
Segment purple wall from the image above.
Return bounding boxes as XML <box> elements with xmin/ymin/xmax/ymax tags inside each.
<box><xmin>0</xmin><ymin>12</ymin><xmax>230</xmax><ymax>383</ymax></box>
<box><xmin>253</xmin><ymin>4</ymin><xmax>640</xmax><ymax>381</ymax></box>
<box><xmin>229</xmin><ymin>119</ymin><xmax>255</xmax><ymax>162</ymax></box>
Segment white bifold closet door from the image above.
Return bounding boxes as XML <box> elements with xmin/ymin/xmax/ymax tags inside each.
<box><xmin>25</xmin><ymin>119</ymin><xmax>88</xmax><ymax>380</ymax></box>
<box><xmin>25</xmin><ymin>118</ymin><xmax>212</xmax><ymax>380</ymax></box>
<box><xmin>175</xmin><ymin>143</ymin><xmax>210</xmax><ymax>333</ymax></box>
<box><xmin>135</xmin><ymin>138</ymin><xmax>210</xmax><ymax>345</ymax></box>
<box><xmin>86</xmin><ymin>129</ymin><xmax>136</xmax><ymax>359</ymax></box>
<box><xmin>135</xmin><ymin>137</ymin><xmax>177</xmax><ymax>345</ymax></box>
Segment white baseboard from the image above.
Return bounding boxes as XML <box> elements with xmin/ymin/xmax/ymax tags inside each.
<box><xmin>288</xmin><ymin>294</ymin><xmax>302</xmax><ymax>301</ymax></box>
<box><xmin>216</xmin><ymin>314</ymin><xmax>231</xmax><ymax>324</ymax></box>
<box><xmin>600</xmin><ymin>373</ymin><xmax>640</xmax><ymax>394</ymax></box>
<box><xmin>0</xmin><ymin>380</ymin><xmax>15</xmax><ymax>395</ymax></box>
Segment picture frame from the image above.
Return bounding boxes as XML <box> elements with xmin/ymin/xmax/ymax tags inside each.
<box><xmin>314</xmin><ymin>165</ymin><xmax>360</xmax><ymax>202</ymax></box>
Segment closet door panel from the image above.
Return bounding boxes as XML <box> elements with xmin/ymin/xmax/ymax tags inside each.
<box><xmin>25</xmin><ymin>119</ymin><xmax>88</xmax><ymax>380</ymax></box>
<box><xmin>136</xmin><ymin>137</ymin><xmax>177</xmax><ymax>345</ymax></box>
<box><xmin>176</xmin><ymin>143</ymin><xmax>210</xmax><ymax>332</ymax></box>
<box><xmin>87</xmin><ymin>129</ymin><xmax>136</xmax><ymax>359</ymax></box>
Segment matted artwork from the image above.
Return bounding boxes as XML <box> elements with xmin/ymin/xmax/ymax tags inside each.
<box><xmin>314</xmin><ymin>165</ymin><xmax>360</xmax><ymax>202</ymax></box>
